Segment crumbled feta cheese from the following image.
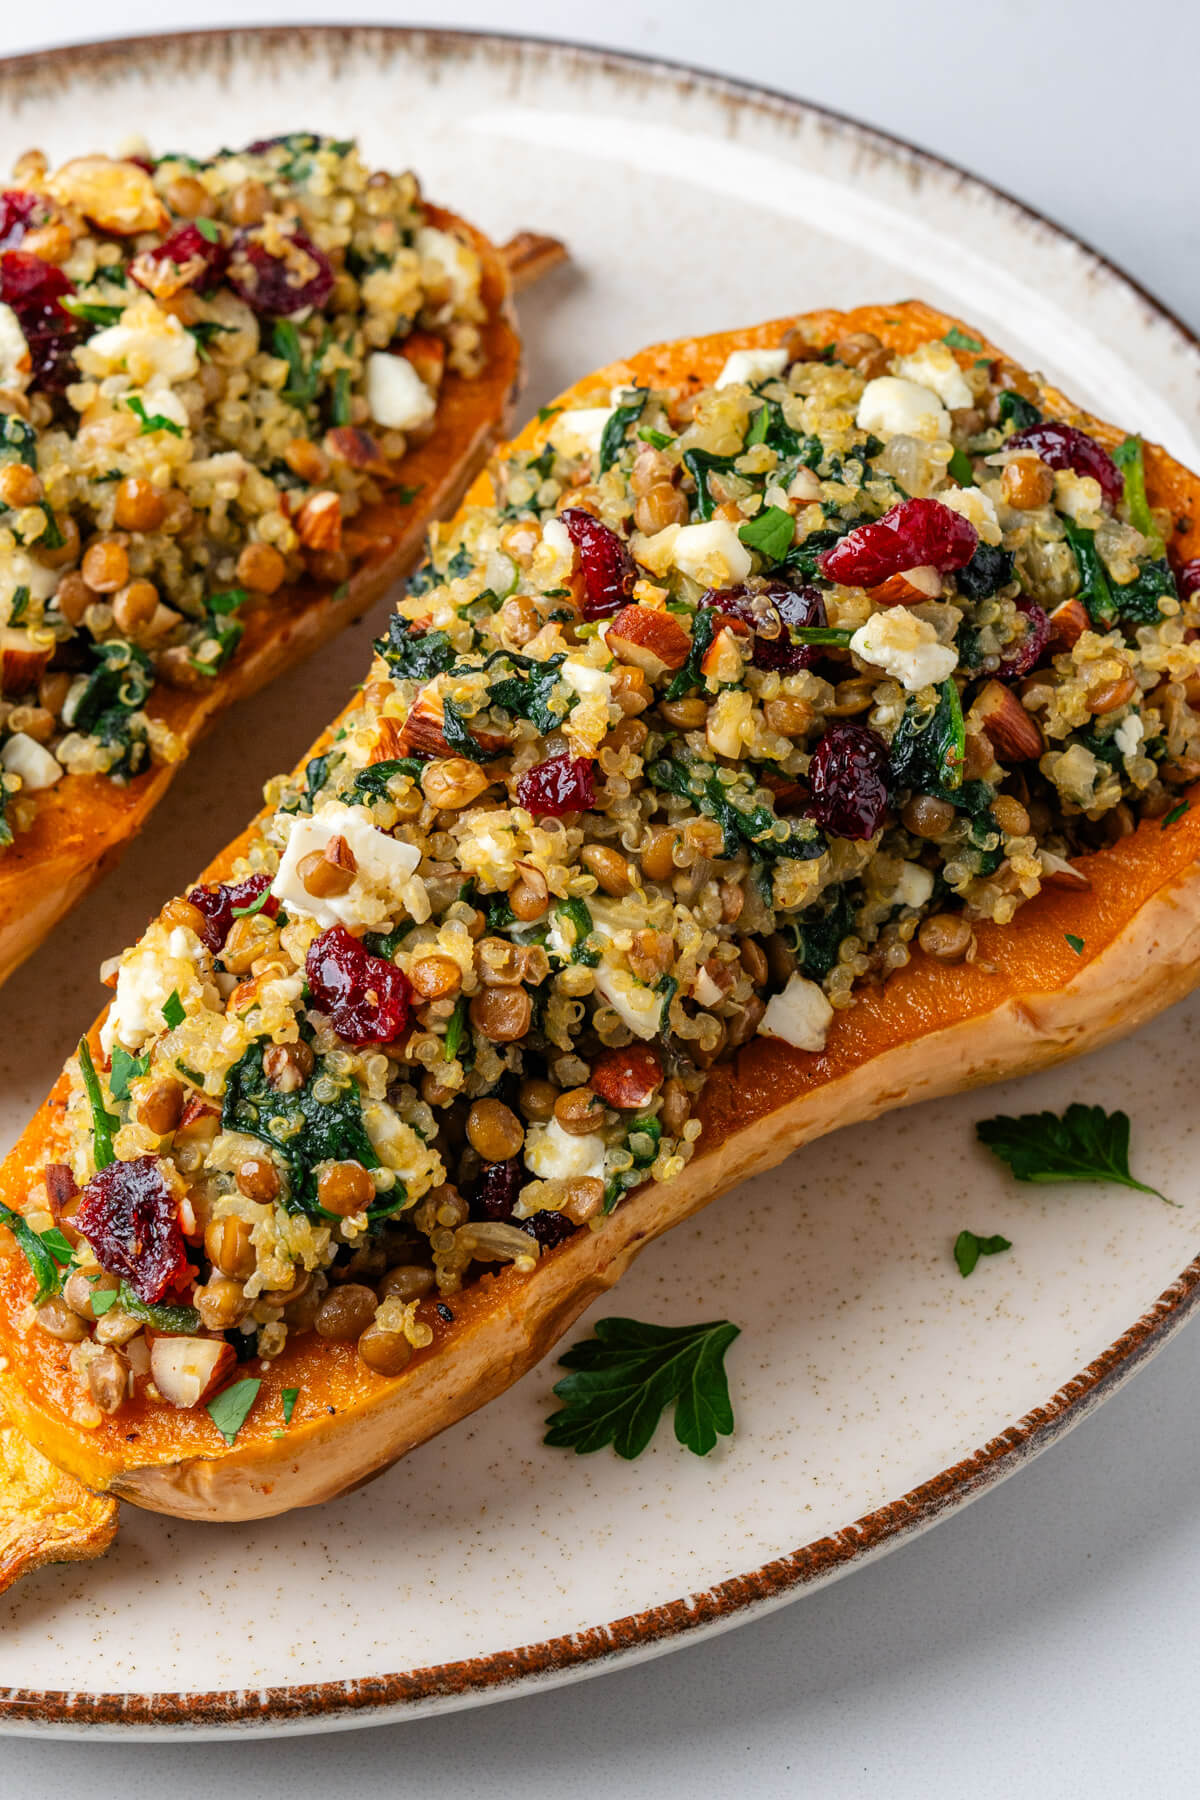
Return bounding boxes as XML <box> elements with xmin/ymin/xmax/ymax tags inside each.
<box><xmin>100</xmin><ymin>922</ymin><xmax>216</xmax><ymax>1057</ymax></box>
<box><xmin>1053</xmin><ymin>468</ymin><xmax>1104</xmax><ymax>525</ymax></box>
<box><xmin>541</xmin><ymin>516</ymin><xmax>574</xmax><ymax>566</ymax></box>
<box><xmin>706</xmin><ymin>688</ymin><xmax>753</xmax><ymax>758</ymax></box>
<box><xmin>593</xmin><ymin>962</ymin><xmax>662</xmax><ymax>1040</ymax></box>
<box><xmin>758</xmin><ymin>973</ymin><xmax>834</xmax><ymax>1053</ymax></box>
<box><xmin>0</xmin><ymin>303</ymin><xmax>30</xmax><ymax>392</ymax></box>
<box><xmin>896</xmin><ymin>342</ymin><xmax>973</xmax><ymax>411</ymax></box>
<box><xmin>692</xmin><ymin>967</ymin><xmax>724</xmax><ymax>1008</ymax></box>
<box><xmin>524</xmin><ymin>1117</ymin><xmax>607</xmax><ymax>1182</ymax></box>
<box><xmin>856</xmin><ymin>376</ymin><xmax>950</xmax><ymax>443</ymax></box>
<box><xmin>2</xmin><ymin>554</ymin><xmax>57</xmax><ymax>616</ymax></box>
<box><xmin>890</xmin><ymin>861</ymin><xmax>935</xmax><ymax>909</ymax></box>
<box><xmin>365</xmin><ymin>351</ymin><xmax>436</xmax><ymax>432</ymax></box>
<box><xmin>937</xmin><ymin>483</ymin><xmax>1001</xmax><ymax>546</ymax></box>
<box><xmin>414</xmin><ymin>225</ymin><xmax>479</xmax><ymax>308</ymax></box>
<box><xmin>850</xmin><ymin>606</ymin><xmax>958</xmax><ymax>691</ymax></box>
<box><xmin>270</xmin><ymin>800</ymin><xmax>421</xmax><ymax>930</ymax></box>
<box><xmin>714</xmin><ymin>347</ymin><xmax>789</xmax><ymax>389</ymax></box>
<box><xmin>0</xmin><ymin>731</ymin><xmax>62</xmax><ymax>790</ymax></box>
<box><xmin>559</xmin><ymin>658</ymin><xmax>614</xmax><ymax>704</ymax></box>
<box><xmin>549</xmin><ymin>407</ymin><xmax>613</xmax><ymax>460</ymax></box>
<box><xmin>672</xmin><ymin>520</ymin><xmax>752</xmax><ymax>587</ymax></box>
<box><xmin>1115</xmin><ymin>714</ymin><xmax>1144</xmax><ymax>757</ymax></box>
<box><xmin>81</xmin><ymin>300</ymin><xmax>198</xmax><ymax>385</ymax></box>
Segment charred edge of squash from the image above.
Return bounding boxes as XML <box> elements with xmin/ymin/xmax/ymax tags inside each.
<box><xmin>1</xmin><ymin>300</ymin><xmax>1198</xmax><ymax>1511</ymax></box>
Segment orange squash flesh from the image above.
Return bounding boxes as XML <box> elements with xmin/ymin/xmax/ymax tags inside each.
<box><xmin>1</xmin><ymin>300</ymin><xmax>1198</xmax><ymax>1523</ymax></box>
<box><xmin>0</xmin><ymin>204</ymin><xmax>527</xmax><ymax>989</ymax></box>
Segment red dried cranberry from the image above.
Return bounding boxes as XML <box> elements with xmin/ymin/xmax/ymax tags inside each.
<box><xmin>704</xmin><ymin>582</ymin><xmax>827</xmax><ymax>672</ymax></box>
<box><xmin>996</xmin><ymin>596</ymin><xmax>1050</xmax><ymax>680</ymax></box>
<box><xmin>133</xmin><ymin>222</ymin><xmax>229</xmax><ymax>295</ymax></box>
<box><xmin>0</xmin><ymin>250</ymin><xmax>78</xmax><ymax>390</ymax></box>
<box><xmin>75</xmin><ymin>1155</ymin><xmax>190</xmax><ymax>1304</ymax></box>
<box><xmin>1177</xmin><ymin>558</ymin><xmax>1200</xmax><ymax>599</ymax></box>
<box><xmin>807</xmin><ymin>720</ymin><xmax>891</xmax><ymax>840</ymax></box>
<box><xmin>185</xmin><ymin>875</ymin><xmax>279</xmax><ymax>953</ymax></box>
<box><xmin>1005</xmin><ymin>421</ymin><xmax>1122</xmax><ymax>509</ymax></box>
<box><xmin>521</xmin><ymin>1209</ymin><xmax>575</xmax><ymax>1249</ymax></box>
<box><xmin>473</xmin><ymin>1158</ymin><xmax>523</xmax><ymax>1223</ymax></box>
<box><xmin>306</xmin><ymin>924</ymin><xmax>411</xmax><ymax>1045</ymax></box>
<box><xmin>0</xmin><ymin>190</ymin><xmax>43</xmax><ymax>250</ymax></box>
<box><xmin>228</xmin><ymin>226</ymin><xmax>334</xmax><ymax>317</ymax></box>
<box><xmin>560</xmin><ymin>508</ymin><xmax>637</xmax><ymax>619</ymax></box>
<box><xmin>818</xmin><ymin>498</ymin><xmax>978</xmax><ymax>588</ymax></box>
<box><xmin>516</xmin><ymin>754</ymin><xmax>595</xmax><ymax>817</ymax></box>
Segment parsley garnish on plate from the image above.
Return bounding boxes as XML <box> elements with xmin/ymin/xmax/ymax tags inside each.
<box><xmin>207</xmin><ymin>1378</ymin><xmax>262</xmax><ymax>1446</ymax></box>
<box><xmin>544</xmin><ymin>1316</ymin><xmax>740</xmax><ymax>1459</ymax></box>
<box><xmin>976</xmin><ymin>1103</ymin><xmax>1169</xmax><ymax>1202</ymax></box>
<box><xmin>954</xmin><ymin>1230</ymin><xmax>1012</xmax><ymax>1278</ymax></box>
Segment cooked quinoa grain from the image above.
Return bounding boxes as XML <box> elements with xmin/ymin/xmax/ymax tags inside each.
<box><xmin>0</xmin><ymin>133</ymin><xmax>486</xmax><ymax>850</ymax></box>
<box><xmin>29</xmin><ymin>320</ymin><xmax>1199</xmax><ymax>1421</ymax></box>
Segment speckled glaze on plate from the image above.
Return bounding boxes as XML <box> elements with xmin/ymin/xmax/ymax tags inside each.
<box><xmin>1</xmin><ymin>25</ymin><xmax>1198</xmax><ymax>1740</ymax></box>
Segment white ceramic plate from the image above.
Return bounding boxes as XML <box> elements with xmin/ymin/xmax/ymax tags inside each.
<box><xmin>1</xmin><ymin>26</ymin><xmax>1199</xmax><ymax>1739</ymax></box>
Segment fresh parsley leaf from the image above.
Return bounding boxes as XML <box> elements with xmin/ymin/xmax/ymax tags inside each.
<box><xmin>943</xmin><ymin>326</ymin><xmax>984</xmax><ymax>352</ymax></box>
<box><xmin>0</xmin><ymin>1202</ymin><xmax>69</xmax><ymax>1304</ymax></box>
<box><xmin>77</xmin><ymin>1038</ymin><xmax>117</xmax><ymax>1171</ymax></box>
<box><xmin>329</xmin><ymin>366</ymin><xmax>351</xmax><ymax>428</ymax></box>
<box><xmin>124</xmin><ymin>395</ymin><xmax>184</xmax><ymax>437</ymax></box>
<box><xmin>737</xmin><ymin>505</ymin><xmax>794</xmax><ymax>564</ymax></box>
<box><xmin>195</xmin><ymin>217</ymin><xmax>221</xmax><ymax>243</ymax></box>
<box><xmin>38</xmin><ymin>1226</ymin><xmax>75</xmax><ymax>1267</ymax></box>
<box><xmin>638</xmin><ymin>426</ymin><xmax>674</xmax><ymax>450</ymax></box>
<box><xmin>395</xmin><ymin>483</ymin><xmax>423</xmax><ymax>506</ymax></box>
<box><xmin>1064</xmin><ymin>933</ymin><xmax>1085</xmax><ymax>955</ymax></box>
<box><xmin>108</xmin><ymin>1046</ymin><xmax>150</xmax><ymax>1101</ymax></box>
<box><xmin>231</xmin><ymin>886</ymin><xmax>274</xmax><ymax>919</ymax></box>
<box><xmin>954</xmin><ymin>1230</ymin><xmax>1011</xmax><ymax>1278</ymax></box>
<box><xmin>207</xmin><ymin>1377</ymin><xmax>262</xmax><ymax>1446</ymax></box>
<box><xmin>282</xmin><ymin>1387</ymin><xmax>300</xmax><ymax>1425</ymax></box>
<box><xmin>544</xmin><ymin>1316</ymin><xmax>740</xmax><ymax>1459</ymax></box>
<box><xmin>161</xmin><ymin>990</ymin><xmax>186</xmax><ymax>1030</ymax></box>
<box><xmin>536</xmin><ymin>404</ymin><xmax>561</xmax><ymax>424</ymax></box>
<box><xmin>207</xmin><ymin>587</ymin><xmax>247</xmax><ymax>616</ymax></box>
<box><xmin>947</xmin><ymin>446</ymin><xmax>975</xmax><ymax>486</ymax></box>
<box><xmin>90</xmin><ymin>1283</ymin><xmax>119</xmax><ymax>1317</ymax></box>
<box><xmin>976</xmin><ymin>1103</ymin><xmax>1168</xmax><ymax>1202</ymax></box>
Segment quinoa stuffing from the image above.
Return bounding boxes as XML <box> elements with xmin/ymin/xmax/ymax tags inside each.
<box><xmin>0</xmin><ymin>133</ymin><xmax>486</xmax><ymax>848</ymax></box>
<box><xmin>15</xmin><ymin>317</ymin><xmax>1200</xmax><ymax>1425</ymax></box>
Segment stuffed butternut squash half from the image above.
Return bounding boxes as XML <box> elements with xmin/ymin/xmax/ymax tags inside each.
<box><xmin>0</xmin><ymin>133</ymin><xmax>554</xmax><ymax>986</ymax></box>
<box><xmin>2</xmin><ymin>300</ymin><xmax>1199</xmax><ymax>1531</ymax></box>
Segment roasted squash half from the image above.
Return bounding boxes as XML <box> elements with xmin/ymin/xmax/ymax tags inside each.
<box><xmin>1</xmin><ymin>300</ymin><xmax>1198</xmax><ymax>1529</ymax></box>
<box><xmin>0</xmin><ymin>202</ymin><xmax>540</xmax><ymax>989</ymax></box>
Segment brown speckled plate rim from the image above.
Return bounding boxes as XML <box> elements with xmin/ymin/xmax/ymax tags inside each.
<box><xmin>1</xmin><ymin>21</ymin><xmax>1198</xmax><ymax>1737</ymax></box>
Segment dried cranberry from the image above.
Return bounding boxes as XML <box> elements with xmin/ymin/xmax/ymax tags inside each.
<box><xmin>133</xmin><ymin>222</ymin><xmax>229</xmax><ymax>295</ymax></box>
<box><xmin>75</xmin><ymin>1155</ymin><xmax>190</xmax><ymax>1304</ymax></box>
<box><xmin>521</xmin><ymin>1210</ymin><xmax>575</xmax><ymax>1249</ymax></box>
<box><xmin>473</xmin><ymin>1158</ymin><xmax>522</xmax><ymax>1223</ymax></box>
<box><xmin>516</xmin><ymin>754</ymin><xmax>595</xmax><ymax>817</ymax></box>
<box><xmin>560</xmin><ymin>508</ymin><xmax>637</xmax><ymax>619</ymax></box>
<box><xmin>0</xmin><ymin>190</ymin><xmax>42</xmax><ymax>250</ymax></box>
<box><xmin>1177</xmin><ymin>558</ymin><xmax>1200</xmax><ymax>599</ymax></box>
<box><xmin>996</xmin><ymin>596</ymin><xmax>1050</xmax><ymax>681</ymax></box>
<box><xmin>807</xmin><ymin>720</ymin><xmax>891</xmax><ymax>840</ymax></box>
<box><xmin>306</xmin><ymin>923</ymin><xmax>411</xmax><ymax>1045</ymax></box>
<box><xmin>704</xmin><ymin>582</ymin><xmax>827</xmax><ymax>672</ymax></box>
<box><xmin>0</xmin><ymin>250</ymin><xmax>78</xmax><ymax>390</ymax></box>
<box><xmin>228</xmin><ymin>226</ymin><xmax>334</xmax><ymax>317</ymax></box>
<box><xmin>185</xmin><ymin>874</ymin><xmax>279</xmax><ymax>952</ymax></box>
<box><xmin>818</xmin><ymin>498</ymin><xmax>978</xmax><ymax>588</ymax></box>
<box><xmin>1005</xmin><ymin>422</ymin><xmax>1122</xmax><ymax>509</ymax></box>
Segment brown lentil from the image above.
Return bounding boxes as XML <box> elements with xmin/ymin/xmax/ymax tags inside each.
<box><xmin>466</xmin><ymin>1098</ymin><xmax>525</xmax><ymax>1161</ymax></box>
<box><xmin>317</xmin><ymin>1160</ymin><xmax>375</xmax><ymax>1217</ymax></box>
<box><xmin>205</xmin><ymin>1214</ymin><xmax>257</xmax><ymax>1278</ymax></box>
<box><xmin>918</xmin><ymin>913</ymin><xmax>973</xmax><ymax>962</ymax></box>
<box><xmin>357</xmin><ymin>1324</ymin><xmax>414</xmax><ymax>1375</ymax></box>
<box><xmin>315</xmin><ymin>1283</ymin><xmax>378</xmax><ymax>1342</ymax></box>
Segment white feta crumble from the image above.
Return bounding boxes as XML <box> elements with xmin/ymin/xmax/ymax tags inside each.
<box><xmin>856</xmin><ymin>376</ymin><xmax>950</xmax><ymax>444</ymax></box>
<box><xmin>937</xmin><ymin>484</ymin><xmax>1001</xmax><ymax>546</ymax></box>
<box><xmin>593</xmin><ymin>963</ymin><xmax>663</xmax><ymax>1040</ymax></box>
<box><xmin>758</xmin><ymin>973</ymin><xmax>834</xmax><ymax>1053</ymax></box>
<box><xmin>672</xmin><ymin>520</ymin><xmax>752</xmax><ymax>588</ymax></box>
<box><xmin>100</xmin><ymin>923</ymin><xmax>214</xmax><ymax>1057</ymax></box>
<box><xmin>692</xmin><ymin>967</ymin><xmax>725</xmax><ymax>1008</ymax></box>
<box><xmin>715</xmin><ymin>347</ymin><xmax>789</xmax><ymax>389</ymax></box>
<box><xmin>541</xmin><ymin>516</ymin><xmax>574</xmax><ymax>561</ymax></box>
<box><xmin>849</xmin><ymin>606</ymin><xmax>958</xmax><ymax>692</ymax></box>
<box><xmin>414</xmin><ymin>225</ymin><xmax>478</xmax><ymax>308</ymax></box>
<box><xmin>549</xmin><ymin>407</ymin><xmax>614</xmax><ymax>460</ymax></box>
<box><xmin>270</xmin><ymin>799</ymin><xmax>422</xmax><ymax>931</ymax></box>
<box><xmin>890</xmin><ymin>861</ymin><xmax>935</xmax><ymax>909</ymax></box>
<box><xmin>1115</xmin><ymin>714</ymin><xmax>1144</xmax><ymax>757</ymax></box>
<box><xmin>524</xmin><ymin>1117</ymin><xmax>607</xmax><ymax>1182</ymax></box>
<box><xmin>365</xmin><ymin>351</ymin><xmax>436</xmax><ymax>432</ymax></box>
<box><xmin>0</xmin><ymin>303</ymin><xmax>30</xmax><ymax>392</ymax></box>
<box><xmin>81</xmin><ymin>304</ymin><xmax>198</xmax><ymax>386</ymax></box>
<box><xmin>559</xmin><ymin>658</ymin><xmax>614</xmax><ymax>704</ymax></box>
<box><xmin>0</xmin><ymin>731</ymin><xmax>62</xmax><ymax>790</ymax></box>
<box><xmin>896</xmin><ymin>342</ymin><xmax>973</xmax><ymax>411</ymax></box>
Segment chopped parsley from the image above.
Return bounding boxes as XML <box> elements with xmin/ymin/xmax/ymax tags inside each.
<box><xmin>124</xmin><ymin>395</ymin><xmax>184</xmax><ymax>437</ymax></box>
<box><xmin>943</xmin><ymin>326</ymin><xmax>984</xmax><ymax>352</ymax></box>
<box><xmin>737</xmin><ymin>504</ymin><xmax>794</xmax><ymax>564</ymax></box>
<box><xmin>108</xmin><ymin>1047</ymin><xmax>150</xmax><ymax>1100</ymax></box>
<box><xmin>1064</xmin><ymin>933</ymin><xmax>1085</xmax><ymax>955</ymax></box>
<box><xmin>161</xmin><ymin>990</ymin><xmax>186</xmax><ymax>1030</ymax></box>
<box><xmin>207</xmin><ymin>1377</ymin><xmax>262</xmax><ymax>1446</ymax></box>
<box><xmin>953</xmin><ymin>1230</ymin><xmax>1011</xmax><ymax>1278</ymax></box>
<box><xmin>0</xmin><ymin>1202</ymin><xmax>72</xmax><ymax>1304</ymax></box>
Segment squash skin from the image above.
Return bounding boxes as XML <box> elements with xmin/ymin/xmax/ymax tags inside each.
<box><xmin>1</xmin><ymin>300</ymin><xmax>1198</xmax><ymax>1521</ymax></box>
<box><xmin>0</xmin><ymin>204</ymin><xmax>524</xmax><ymax>990</ymax></box>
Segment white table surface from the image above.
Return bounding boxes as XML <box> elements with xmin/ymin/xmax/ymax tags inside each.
<box><xmin>3</xmin><ymin>1</ymin><xmax>1199</xmax><ymax>1793</ymax></box>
